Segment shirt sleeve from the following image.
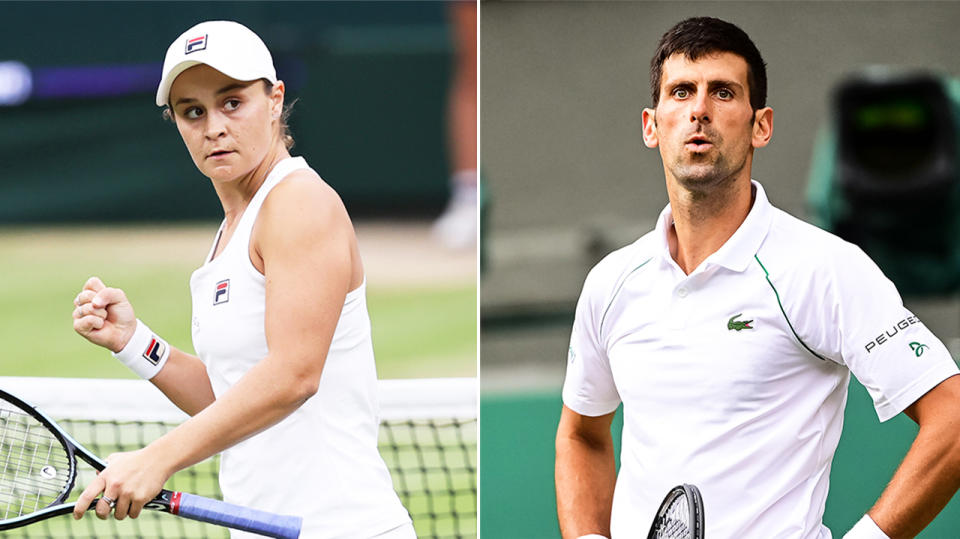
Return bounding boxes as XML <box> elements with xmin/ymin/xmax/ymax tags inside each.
<box><xmin>562</xmin><ymin>264</ymin><xmax>622</xmax><ymax>417</ymax></box>
<box><xmin>830</xmin><ymin>243</ymin><xmax>959</xmax><ymax>422</ymax></box>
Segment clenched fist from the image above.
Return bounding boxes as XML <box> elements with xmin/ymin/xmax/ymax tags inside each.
<box><xmin>72</xmin><ymin>276</ymin><xmax>137</xmax><ymax>353</ymax></box>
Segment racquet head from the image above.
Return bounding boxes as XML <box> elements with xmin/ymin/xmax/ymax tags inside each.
<box><xmin>0</xmin><ymin>388</ymin><xmax>301</xmax><ymax>538</ymax></box>
<box><xmin>647</xmin><ymin>483</ymin><xmax>705</xmax><ymax>539</ymax></box>
<box><xmin>0</xmin><ymin>389</ymin><xmax>90</xmax><ymax>527</ymax></box>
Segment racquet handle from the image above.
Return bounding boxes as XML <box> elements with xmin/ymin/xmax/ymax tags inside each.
<box><xmin>171</xmin><ymin>491</ymin><xmax>302</xmax><ymax>539</ymax></box>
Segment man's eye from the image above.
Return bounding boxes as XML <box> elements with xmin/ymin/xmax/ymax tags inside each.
<box><xmin>716</xmin><ymin>89</ymin><xmax>732</xmax><ymax>99</ymax></box>
<box><xmin>674</xmin><ymin>88</ymin><xmax>689</xmax><ymax>99</ymax></box>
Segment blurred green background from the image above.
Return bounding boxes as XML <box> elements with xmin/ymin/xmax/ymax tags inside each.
<box><xmin>0</xmin><ymin>225</ymin><xmax>476</xmax><ymax>379</ymax></box>
<box><xmin>480</xmin><ymin>382</ymin><xmax>960</xmax><ymax>538</ymax></box>
<box><xmin>0</xmin><ymin>1</ymin><xmax>476</xmax><ymax>378</ymax></box>
<box><xmin>0</xmin><ymin>1</ymin><xmax>452</xmax><ymax>222</ymax></box>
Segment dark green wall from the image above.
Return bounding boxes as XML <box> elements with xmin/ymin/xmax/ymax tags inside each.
<box><xmin>0</xmin><ymin>2</ymin><xmax>451</xmax><ymax>223</ymax></box>
<box><xmin>480</xmin><ymin>380</ymin><xmax>960</xmax><ymax>538</ymax></box>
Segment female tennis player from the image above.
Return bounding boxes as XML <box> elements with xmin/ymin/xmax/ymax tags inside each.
<box><xmin>71</xmin><ymin>20</ymin><xmax>415</xmax><ymax>538</ymax></box>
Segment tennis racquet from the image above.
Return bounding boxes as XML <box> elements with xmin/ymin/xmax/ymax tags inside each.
<box><xmin>0</xmin><ymin>388</ymin><xmax>301</xmax><ymax>538</ymax></box>
<box><xmin>647</xmin><ymin>483</ymin><xmax>705</xmax><ymax>539</ymax></box>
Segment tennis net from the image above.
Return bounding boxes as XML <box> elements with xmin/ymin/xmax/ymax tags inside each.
<box><xmin>0</xmin><ymin>376</ymin><xmax>477</xmax><ymax>539</ymax></box>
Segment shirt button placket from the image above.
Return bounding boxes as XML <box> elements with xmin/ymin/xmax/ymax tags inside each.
<box><xmin>666</xmin><ymin>283</ymin><xmax>691</xmax><ymax>331</ymax></box>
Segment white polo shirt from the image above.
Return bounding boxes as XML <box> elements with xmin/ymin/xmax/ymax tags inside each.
<box><xmin>562</xmin><ymin>181</ymin><xmax>959</xmax><ymax>539</ymax></box>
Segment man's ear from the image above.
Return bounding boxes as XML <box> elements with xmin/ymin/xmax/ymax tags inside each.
<box><xmin>752</xmin><ymin>106</ymin><xmax>773</xmax><ymax>149</ymax></box>
<box><xmin>642</xmin><ymin>108</ymin><xmax>659</xmax><ymax>148</ymax></box>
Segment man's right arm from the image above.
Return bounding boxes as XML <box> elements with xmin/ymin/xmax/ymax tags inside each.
<box><xmin>556</xmin><ymin>404</ymin><xmax>618</xmax><ymax>539</ymax></box>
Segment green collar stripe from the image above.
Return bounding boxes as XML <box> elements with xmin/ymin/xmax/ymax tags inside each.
<box><xmin>754</xmin><ymin>254</ymin><xmax>831</xmax><ymax>362</ymax></box>
<box><xmin>600</xmin><ymin>257</ymin><xmax>654</xmax><ymax>335</ymax></box>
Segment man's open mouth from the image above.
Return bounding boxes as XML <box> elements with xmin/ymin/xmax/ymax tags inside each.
<box><xmin>685</xmin><ymin>136</ymin><xmax>713</xmax><ymax>150</ymax></box>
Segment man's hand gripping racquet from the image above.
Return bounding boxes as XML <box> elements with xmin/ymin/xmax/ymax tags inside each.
<box><xmin>0</xmin><ymin>388</ymin><xmax>301</xmax><ymax>538</ymax></box>
<box><xmin>647</xmin><ymin>483</ymin><xmax>705</xmax><ymax>539</ymax></box>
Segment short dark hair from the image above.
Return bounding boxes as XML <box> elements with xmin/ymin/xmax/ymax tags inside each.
<box><xmin>650</xmin><ymin>17</ymin><xmax>767</xmax><ymax>111</ymax></box>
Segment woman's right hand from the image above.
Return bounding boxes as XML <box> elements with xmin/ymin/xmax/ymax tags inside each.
<box><xmin>72</xmin><ymin>276</ymin><xmax>137</xmax><ymax>353</ymax></box>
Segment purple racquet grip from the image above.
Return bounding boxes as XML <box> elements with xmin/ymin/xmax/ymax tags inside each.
<box><xmin>172</xmin><ymin>492</ymin><xmax>301</xmax><ymax>539</ymax></box>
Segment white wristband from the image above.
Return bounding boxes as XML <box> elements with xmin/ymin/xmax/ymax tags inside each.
<box><xmin>576</xmin><ymin>535</ymin><xmax>609</xmax><ymax>539</ymax></box>
<box><xmin>843</xmin><ymin>515</ymin><xmax>890</xmax><ymax>539</ymax></box>
<box><xmin>112</xmin><ymin>319</ymin><xmax>170</xmax><ymax>379</ymax></box>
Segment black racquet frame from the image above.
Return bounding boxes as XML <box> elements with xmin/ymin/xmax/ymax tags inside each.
<box><xmin>647</xmin><ymin>483</ymin><xmax>705</xmax><ymax>539</ymax></box>
<box><xmin>0</xmin><ymin>388</ymin><xmax>301</xmax><ymax>538</ymax></box>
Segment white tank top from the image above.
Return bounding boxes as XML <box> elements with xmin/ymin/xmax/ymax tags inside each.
<box><xmin>189</xmin><ymin>156</ymin><xmax>411</xmax><ymax>538</ymax></box>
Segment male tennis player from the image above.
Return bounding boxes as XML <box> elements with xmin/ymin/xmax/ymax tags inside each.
<box><xmin>71</xmin><ymin>21</ymin><xmax>414</xmax><ymax>538</ymax></box>
<box><xmin>556</xmin><ymin>17</ymin><xmax>960</xmax><ymax>539</ymax></box>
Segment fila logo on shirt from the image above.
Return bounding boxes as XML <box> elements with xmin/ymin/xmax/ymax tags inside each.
<box><xmin>185</xmin><ymin>34</ymin><xmax>208</xmax><ymax>55</ymax></box>
<box><xmin>214</xmin><ymin>279</ymin><xmax>230</xmax><ymax>305</ymax></box>
<box><xmin>142</xmin><ymin>337</ymin><xmax>166</xmax><ymax>366</ymax></box>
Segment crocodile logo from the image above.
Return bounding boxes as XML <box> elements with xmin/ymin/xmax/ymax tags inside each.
<box><xmin>728</xmin><ymin>313</ymin><xmax>754</xmax><ymax>331</ymax></box>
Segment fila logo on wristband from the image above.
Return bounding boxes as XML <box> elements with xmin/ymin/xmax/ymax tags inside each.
<box><xmin>114</xmin><ymin>320</ymin><xmax>169</xmax><ymax>379</ymax></box>
<box><xmin>142</xmin><ymin>338</ymin><xmax>166</xmax><ymax>366</ymax></box>
<box><xmin>214</xmin><ymin>279</ymin><xmax>230</xmax><ymax>305</ymax></box>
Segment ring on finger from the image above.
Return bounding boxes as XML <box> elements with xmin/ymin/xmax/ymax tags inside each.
<box><xmin>101</xmin><ymin>495</ymin><xmax>117</xmax><ymax>508</ymax></box>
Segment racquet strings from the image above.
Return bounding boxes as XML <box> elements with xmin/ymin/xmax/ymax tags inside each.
<box><xmin>0</xmin><ymin>399</ymin><xmax>72</xmax><ymax>520</ymax></box>
<box><xmin>652</xmin><ymin>491</ymin><xmax>692</xmax><ymax>539</ymax></box>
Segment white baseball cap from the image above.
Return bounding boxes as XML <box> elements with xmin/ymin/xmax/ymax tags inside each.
<box><xmin>156</xmin><ymin>20</ymin><xmax>277</xmax><ymax>107</ymax></box>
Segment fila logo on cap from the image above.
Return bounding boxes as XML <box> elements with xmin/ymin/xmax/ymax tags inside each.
<box><xmin>185</xmin><ymin>34</ymin><xmax>208</xmax><ymax>55</ymax></box>
<box><xmin>214</xmin><ymin>279</ymin><xmax>230</xmax><ymax>305</ymax></box>
<box><xmin>142</xmin><ymin>337</ymin><xmax>166</xmax><ymax>366</ymax></box>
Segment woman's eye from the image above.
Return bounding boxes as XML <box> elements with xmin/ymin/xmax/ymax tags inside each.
<box><xmin>225</xmin><ymin>99</ymin><xmax>241</xmax><ymax>111</ymax></box>
<box><xmin>184</xmin><ymin>107</ymin><xmax>203</xmax><ymax>119</ymax></box>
